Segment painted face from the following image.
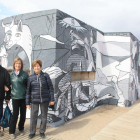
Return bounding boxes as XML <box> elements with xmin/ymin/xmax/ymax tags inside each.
<box><xmin>33</xmin><ymin>63</ymin><xmax>41</xmax><ymax>74</ymax></box>
<box><xmin>2</xmin><ymin>20</ymin><xmax>22</xmax><ymax>49</ymax></box>
<box><xmin>4</xmin><ymin>27</ymin><xmax>21</xmax><ymax>49</ymax></box>
<box><xmin>14</xmin><ymin>60</ymin><xmax>21</xmax><ymax>71</ymax></box>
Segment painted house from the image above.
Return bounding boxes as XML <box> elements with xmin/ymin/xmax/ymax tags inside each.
<box><xmin>0</xmin><ymin>9</ymin><xmax>139</xmax><ymax>126</ymax></box>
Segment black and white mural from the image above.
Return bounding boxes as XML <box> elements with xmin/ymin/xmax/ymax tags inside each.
<box><xmin>0</xmin><ymin>9</ymin><xmax>139</xmax><ymax>126</ymax></box>
<box><xmin>129</xmin><ymin>35</ymin><xmax>140</xmax><ymax>105</ymax></box>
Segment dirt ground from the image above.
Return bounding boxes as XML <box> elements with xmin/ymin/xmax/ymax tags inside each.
<box><xmin>46</xmin><ymin>99</ymin><xmax>140</xmax><ymax>140</ymax></box>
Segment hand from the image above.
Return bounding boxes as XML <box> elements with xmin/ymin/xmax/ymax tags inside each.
<box><xmin>5</xmin><ymin>100</ymin><xmax>10</xmax><ymax>104</ymax></box>
<box><xmin>50</xmin><ymin>101</ymin><xmax>54</xmax><ymax>106</ymax></box>
<box><xmin>26</xmin><ymin>105</ymin><xmax>31</xmax><ymax>110</ymax></box>
<box><xmin>4</xmin><ymin>86</ymin><xmax>9</xmax><ymax>92</ymax></box>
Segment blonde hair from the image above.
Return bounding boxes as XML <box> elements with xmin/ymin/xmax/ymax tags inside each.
<box><xmin>13</xmin><ymin>58</ymin><xmax>23</xmax><ymax>70</ymax></box>
<box><xmin>32</xmin><ymin>60</ymin><xmax>42</xmax><ymax>68</ymax></box>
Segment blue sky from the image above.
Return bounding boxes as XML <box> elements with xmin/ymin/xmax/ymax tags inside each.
<box><xmin>0</xmin><ymin>3</ymin><xmax>18</xmax><ymax>19</ymax></box>
<box><xmin>0</xmin><ymin>0</ymin><xmax>140</xmax><ymax>40</ymax></box>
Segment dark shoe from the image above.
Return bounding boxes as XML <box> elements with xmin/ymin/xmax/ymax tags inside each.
<box><xmin>40</xmin><ymin>133</ymin><xmax>46</xmax><ymax>139</ymax></box>
<box><xmin>28</xmin><ymin>134</ymin><xmax>35</xmax><ymax>139</ymax></box>
<box><xmin>20</xmin><ymin>130</ymin><xmax>25</xmax><ymax>136</ymax></box>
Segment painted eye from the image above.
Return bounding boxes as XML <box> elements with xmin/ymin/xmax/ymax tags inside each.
<box><xmin>6</xmin><ymin>30</ymin><xmax>12</xmax><ymax>34</ymax></box>
<box><xmin>69</xmin><ymin>30</ymin><xmax>74</xmax><ymax>36</ymax></box>
<box><xmin>15</xmin><ymin>33</ymin><xmax>21</xmax><ymax>37</ymax></box>
<box><xmin>6</xmin><ymin>30</ymin><xmax>12</xmax><ymax>36</ymax></box>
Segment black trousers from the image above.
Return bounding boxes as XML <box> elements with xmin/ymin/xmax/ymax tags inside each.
<box><xmin>9</xmin><ymin>99</ymin><xmax>26</xmax><ymax>134</ymax></box>
<box><xmin>0</xmin><ymin>100</ymin><xmax>3</xmax><ymax>121</ymax></box>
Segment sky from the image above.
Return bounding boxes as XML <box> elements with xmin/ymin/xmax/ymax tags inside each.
<box><xmin>0</xmin><ymin>0</ymin><xmax>140</xmax><ymax>40</ymax></box>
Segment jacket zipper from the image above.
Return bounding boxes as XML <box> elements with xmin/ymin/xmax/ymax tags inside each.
<box><xmin>39</xmin><ymin>77</ymin><xmax>43</xmax><ymax>103</ymax></box>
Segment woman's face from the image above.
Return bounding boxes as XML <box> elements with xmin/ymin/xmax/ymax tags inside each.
<box><xmin>33</xmin><ymin>63</ymin><xmax>41</xmax><ymax>74</ymax></box>
<box><xmin>15</xmin><ymin>60</ymin><xmax>21</xmax><ymax>71</ymax></box>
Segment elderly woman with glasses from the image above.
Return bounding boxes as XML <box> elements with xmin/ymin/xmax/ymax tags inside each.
<box><xmin>26</xmin><ymin>60</ymin><xmax>54</xmax><ymax>139</ymax></box>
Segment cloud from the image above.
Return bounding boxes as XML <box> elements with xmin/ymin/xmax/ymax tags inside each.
<box><xmin>0</xmin><ymin>15</ymin><xmax>7</xmax><ymax>19</ymax></box>
<box><xmin>0</xmin><ymin>0</ymin><xmax>140</xmax><ymax>39</ymax></box>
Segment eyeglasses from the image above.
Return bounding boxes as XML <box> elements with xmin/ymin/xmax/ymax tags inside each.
<box><xmin>15</xmin><ymin>63</ymin><xmax>21</xmax><ymax>65</ymax></box>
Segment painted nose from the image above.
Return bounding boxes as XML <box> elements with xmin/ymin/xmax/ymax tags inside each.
<box><xmin>4</xmin><ymin>34</ymin><xmax>11</xmax><ymax>42</ymax></box>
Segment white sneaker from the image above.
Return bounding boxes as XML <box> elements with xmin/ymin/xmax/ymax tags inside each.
<box><xmin>10</xmin><ymin>134</ymin><xmax>15</xmax><ymax>139</ymax></box>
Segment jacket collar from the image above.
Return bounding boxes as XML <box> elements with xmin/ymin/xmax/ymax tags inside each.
<box><xmin>0</xmin><ymin>65</ymin><xmax>2</xmax><ymax>71</ymax></box>
<box><xmin>34</xmin><ymin>70</ymin><xmax>43</xmax><ymax>75</ymax></box>
<box><xmin>0</xmin><ymin>65</ymin><xmax>5</xmax><ymax>72</ymax></box>
<box><xmin>11</xmin><ymin>70</ymin><xmax>23</xmax><ymax>76</ymax></box>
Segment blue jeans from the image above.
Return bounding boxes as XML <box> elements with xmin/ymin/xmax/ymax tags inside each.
<box><xmin>0</xmin><ymin>100</ymin><xmax>3</xmax><ymax>121</ymax></box>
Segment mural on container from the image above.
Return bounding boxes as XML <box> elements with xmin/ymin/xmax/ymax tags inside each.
<box><xmin>129</xmin><ymin>35</ymin><xmax>140</xmax><ymax>105</ymax></box>
<box><xmin>47</xmin><ymin>11</ymin><xmax>115</xmax><ymax>125</ymax></box>
<box><xmin>0</xmin><ymin>10</ymin><xmax>140</xmax><ymax>126</ymax></box>
<box><xmin>92</xmin><ymin>33</ymin><xmax>131</xmax><ymax>107</ymax></box>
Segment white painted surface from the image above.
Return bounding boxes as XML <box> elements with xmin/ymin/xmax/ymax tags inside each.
<box><xmin>104</xmin><ymin>36</ymin><xmax>130</xmax><ymax>43</ymax></box>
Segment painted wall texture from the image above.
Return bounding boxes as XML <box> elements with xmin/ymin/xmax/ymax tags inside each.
<box><xmin>0</xmin><ymin>9</ymin><xmax>139</xmax><ymax>126</ymax></box>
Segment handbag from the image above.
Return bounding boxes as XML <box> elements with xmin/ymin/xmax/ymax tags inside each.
<box><xmin>0</xmin><ymin>104</ymin><xmax>12</xmax><ymax>131</ymax></box>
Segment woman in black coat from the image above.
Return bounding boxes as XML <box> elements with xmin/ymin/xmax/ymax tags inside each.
<box><xmin>26</xmin><ymin>60</ymin><xmax>54</xmax><ymax>139</ymax></box>
<box><xmin>0</xmin><ymin>64</ymin><xmax>11</xmax><ymax>136</ymax></box>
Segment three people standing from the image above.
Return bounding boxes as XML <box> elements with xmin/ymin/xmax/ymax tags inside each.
<box><xmin>0</xmin><ymin>58</ymin><xmax>54</xmax><ymax>139</ymax></box>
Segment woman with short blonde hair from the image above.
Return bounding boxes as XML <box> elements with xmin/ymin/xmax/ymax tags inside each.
<box><xmin>9</xmin><ymin>58</ymin><xmax>28</xmax><ymax>139</ymax></box>
<box><xmin>32</xmin><ymin>60</ymin><xmax>42</xmax><ymax>68</ymax></box>
<box><xmin>26</xmin><ymin>60</ymin><xmax>54</xmax><ymax>139</ymax></box>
